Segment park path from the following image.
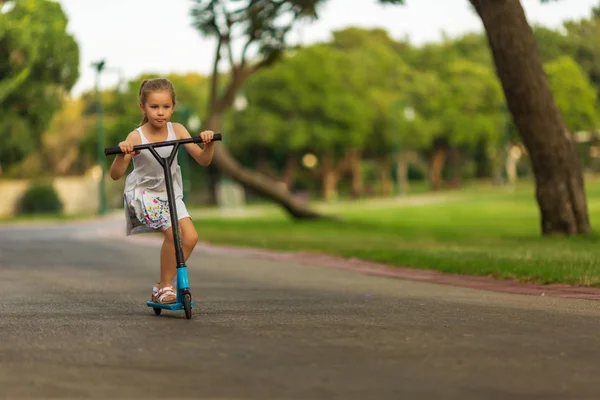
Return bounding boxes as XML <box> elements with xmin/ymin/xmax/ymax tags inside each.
<box><xmin>1</xmin><ymin>215</ymin><xmax>600</xmax><ymax>399</ymax></box>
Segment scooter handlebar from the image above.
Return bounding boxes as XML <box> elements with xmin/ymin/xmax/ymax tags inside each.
<box><xmin>104</xmin><ymin>133</ymin><xmax>223</xmax><ymax>156</ymax></box>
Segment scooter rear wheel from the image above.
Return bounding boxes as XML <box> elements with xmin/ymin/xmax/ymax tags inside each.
<box><xmin>153</xmin><ymin>308</ymin><xmax>162</xmax><ymax>316</ymax></box>
<box><xmin>183</xmin><ymin>294</ymin><xmax>192</xmax><ymax>320</ymax></box>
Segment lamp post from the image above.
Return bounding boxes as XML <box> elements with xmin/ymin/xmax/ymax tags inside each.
<box><xmin>91</xmin><ymin>60</ymin><xmax>124</xmax><ymax>215</ymax></box>
<box><xmin>92</xmin><ymin>59</ymin><xmax>107</xmax><ymax>215</ymax></box>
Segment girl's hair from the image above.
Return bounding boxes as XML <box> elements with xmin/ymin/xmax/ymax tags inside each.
<box><xmin>138</xmin><ymin>78</ymin><xmax>177</xmax><ymax>126</ymax></box>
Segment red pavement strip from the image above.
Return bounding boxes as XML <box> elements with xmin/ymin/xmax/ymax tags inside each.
<box><xmin>125</xmin><ymin>234</ymin><xmax>600</xmax><ymax>301</ymax></box>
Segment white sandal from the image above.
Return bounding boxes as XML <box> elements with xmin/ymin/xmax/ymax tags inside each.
<box><xmin>152</xmin><ymin>285</ymin><xmax>176</xmax><ymax>304</ymax></box>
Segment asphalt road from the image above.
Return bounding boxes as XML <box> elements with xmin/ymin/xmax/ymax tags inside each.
<box><xmin>1</xmin><ymin>216</ymin><xmax>600</xmax><ymax>399</ymax></box>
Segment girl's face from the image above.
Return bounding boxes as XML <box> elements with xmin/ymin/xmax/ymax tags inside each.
<box><xmin>140</xmin><ymin>90</ymin><xmax>175</xmax><ymax>128</ymax></box>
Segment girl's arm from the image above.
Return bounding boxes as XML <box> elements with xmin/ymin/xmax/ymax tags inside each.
<box><xmin>110</xmin><ymin>130</ymin><xmax>140</xmax><ymax>180</ymax></box>
<box><xmin>173</xmin><ymin>122</ymin><xmax>217</xmax><ymax>167</ymax></box>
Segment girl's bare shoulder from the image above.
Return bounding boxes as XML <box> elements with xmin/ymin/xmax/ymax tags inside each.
<box><xmin>126</xmin><ymin>129</ymin><xmax>142</xmax><ymax>144</ymax></box>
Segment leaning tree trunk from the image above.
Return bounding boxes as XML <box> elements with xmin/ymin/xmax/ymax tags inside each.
<box><xmin>205</xmin><ymin>114</ymin><xmax>324</xmax><ymax>220</ymax></box>
<box><xmin>470</xmin><ymin>0</ymin><xmax>590</xmax><ymax>235</ymax></box>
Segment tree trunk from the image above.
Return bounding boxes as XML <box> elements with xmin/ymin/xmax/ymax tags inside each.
<box><xmin>396</xmin><ymin>152</ymin><xmax>410</xmax><ymax>195</ymax></box>
<box><xmin>474</xmin><ymin>140</ymin><xmax>491</xmax><ymax>179</ymax></box>
<box><xmin>447</xmin><ymin>147</ymin><xmax>463</xmax><ymax>188</ymax></box>
<box><xmin>321</xmin><ymin>153</ymin><xmax>339</xmax><ymax>201</ymax></box>
<box><xmin>205</xmin><ymin>165</ymin><xmax>219</xmax><ymax>205</ymax></box>
<box><xmin>200</xmin><ymin>35</ymin><xmax>326</xmax><ymax>220</ymax></box>
<box><xmin>379</xmin><ymin>157</ymin><xmax>393</xmax><ymax>196</ymax></box>
<box><xmin>349</xmin><ymin>149</ymin><xmax>364</xmax><ymax>198</ymax></box>
<box><xmin>205</xmin><ymin>113</ymin><xmax>324</xmax><ymax>220</ymax></box>
<box><xmin>429</xmin><ymin>147</ymin><xmax>447</xmax><ymax>191</ymax></box>
<box><xmin>256</xmin><ymin>146</ymin><xmax>270</xmax><ymax>175</ymax></box>
<box><xmin>471</xmin><ymin>0</ymin><xmax>590</xmax><ymax>235</ymax></box>
<box><xmin>282</xmin><ymin>155</ymin><xmax>297</xmax><ymax>190</ymax></box>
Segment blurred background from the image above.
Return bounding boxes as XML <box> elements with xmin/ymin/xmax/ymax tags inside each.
<box><xmin>2</xmin><ymin>0</ymin><xmax>600</xmax><ymax>282</ymax></box>
<box><xmin>1</xmin><ymin>0</ymin><xmax>599</xmax><ymax>213</ymax></box>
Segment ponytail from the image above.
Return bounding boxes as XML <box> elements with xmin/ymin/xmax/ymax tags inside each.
<box><xmin>139</xmin><ymin>80</ymin><xmax>149</xmax><ymax>126</ymax></box>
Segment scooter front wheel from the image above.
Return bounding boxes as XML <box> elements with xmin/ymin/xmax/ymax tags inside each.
<box><xmin>183</xmin><ymin>294</ymin><xmax>192</xmax><ymax>320</ymax></box>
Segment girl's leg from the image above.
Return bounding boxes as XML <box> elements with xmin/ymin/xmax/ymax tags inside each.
<box><xmin>158</xmin><ymin>217</ymin><xmax>199</xmax><ymax>289</ymax></box>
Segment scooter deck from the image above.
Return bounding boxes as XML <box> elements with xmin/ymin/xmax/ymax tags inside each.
<box><xmin>146</xmin><ymin>301</ymin><xmax>195</xmax><ymax>310</ymax></box>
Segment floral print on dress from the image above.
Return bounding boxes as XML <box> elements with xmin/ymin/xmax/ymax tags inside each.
<box><xmin>141</xmin><ymin>190</ymin><xmax>171</xmax><ymax>230</ymax></box>
<box><xmin>125</xmin><ymin>189</ymin><xmax>173</xmax><ymax>235</ymax></box>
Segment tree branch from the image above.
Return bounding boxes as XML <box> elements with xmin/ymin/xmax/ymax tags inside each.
<box><xmin>241</xmin><ymin>36</ymin><xmax>256</xmax><ymax>67</ymax></box>
<box><xmin>217</xmin><ymin>1</ymin><xmax>236</xmax><ymax>70</ymax></box>
<box><xmin>218</xmin><ymin>66</ymin><xmax>252</xmax><ymax>112</ymax></box>
<box><xmin>208</xmin><ymin>33</ymin><xmax>224</xmax><ymax>117</ymax></box>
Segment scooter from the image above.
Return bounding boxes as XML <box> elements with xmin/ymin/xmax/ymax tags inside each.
<box><xmin>105</xmin><ymin>133</ymin><xmax>222</xmax><ymax>319</ymax></box>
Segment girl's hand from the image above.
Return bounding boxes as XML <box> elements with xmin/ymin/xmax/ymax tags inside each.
<box><xmin>200</xmin><ymin>130</ymin><xmax>215</xmax><ymax>144</ymax></box>
<box><xmin>118</xmin><ymin>140</ymin><xmax>136</xmax><ymax>155</ymax></box>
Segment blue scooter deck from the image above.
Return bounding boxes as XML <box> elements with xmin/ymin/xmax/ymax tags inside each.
<box><xmin>146</xmin><ymin>301</ymin><xmax>195</xmax><ymax>310</ymax></box>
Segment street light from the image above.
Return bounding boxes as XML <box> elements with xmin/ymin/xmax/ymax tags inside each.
<box><xmin>91</xmin><ymin>59</ymin><xmax>107</xmax><ymax>215</ymax></box>
<box><xmin>91</xmin><ymin>60</ymin><xmax>124</xmax><ymax>215</ymax></box>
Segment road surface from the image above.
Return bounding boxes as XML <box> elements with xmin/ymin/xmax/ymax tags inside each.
<box><xmin>1</xmin><ymin>216</ymin><xmax>600</xmax><ymax>399</ymax></box>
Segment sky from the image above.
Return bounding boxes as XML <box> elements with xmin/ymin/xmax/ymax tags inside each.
<box><xmin>56</xmin><ymin>0</ymin><xmax>600</xmax><ymax>96</ymax></box>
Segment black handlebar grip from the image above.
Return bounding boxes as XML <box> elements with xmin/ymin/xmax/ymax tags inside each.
<box><xmin>192</xmin><ymin>133</ymin><xmax>223</xmax><ymax>143</ymax></box>
<box><xmin>104</xmin><ymin>146</ymin><xmax>123</xmax><ymax>156</ymax></box>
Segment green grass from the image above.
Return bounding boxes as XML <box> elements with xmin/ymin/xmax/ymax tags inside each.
<box><xmin>191</xmin><ymin>179</ymin><xmax>600</xmax><ymax>287</ymax></box>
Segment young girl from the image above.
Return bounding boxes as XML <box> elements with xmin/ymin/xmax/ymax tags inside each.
<box><xmin>109</xmin><ymin>78</ymin><xmax>217</xmax><ymax>304</ymax></box>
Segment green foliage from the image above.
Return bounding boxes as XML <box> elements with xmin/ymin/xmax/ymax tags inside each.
<box><xmin>230</xmin><ymin>43</ymin><xmax>372</xmax><ymax>159</ymax></box>
<box><xmin>441</xmin><ymin>59</ymin><xmax>504</xmax><ymax>148</ymax></box>
<box><xmin>332</xmin><ymin>28</ymin><xmax>432</xmax><ymax>156</ymax></box>
<box><xmin>545</xmin><ymin>55</ymin><xmax>598</xmax><ymax>131</ymax></box>
<box><xmin>563</xmin><ymin>13</ymin><xmax>600</xmax><ymax>102</ymax></box>
<box><xmin>16</xmin><ymin>181</ymin><xmax>64</xmax><ymax>215</ymax></box>
<box><xmin>0</xmin><ymin>0</ymin><xmax>79</xmax><ymax>171</ymax></box>
<box><xmin>532</xmin><ymin>25</ymin><xmax>577</xmax><ymax>63</ymax></box>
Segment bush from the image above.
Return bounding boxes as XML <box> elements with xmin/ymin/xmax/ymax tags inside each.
<box><xmin>17</xmin><ymin>182</ymin><xmax>64</xmax><ymax>215</ymax></box>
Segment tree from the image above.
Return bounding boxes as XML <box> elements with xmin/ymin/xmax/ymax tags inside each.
<box><xmin>189</xmin><ymin>0</ymin><xmax>331</xmax><ymax>219</ymax></box>
<box><xmin>404</xmin><ymin>35</ymin><xmax>504</xmax><ymax>189</ymax></box>
<box><xmin>0</xmin><ymin>0</ymin><xmax>79</xmax><ymax>174</ymax></box>
<box><xmin>230</xmin><ymin>43</ymin><xmax>373</xmax><ymax>199</ymax></box>
<box><xmin>330</xmin><ymin>27</ymin><xmax>425</xmax><ymax>197</ymax></box>
<box><xmin>190</xmin><ymin>0</ymin><xmax>593</xmax><ymax>234</ymax></box>
<box><xmin>432</xmin><ymin>59</ymin><xmax>504</xmax><ymax>188</ymax></box>
<box><xmin>468</xmin><ymin>0</ymin><xmax>589</xmax><ymax>235</ymax></box>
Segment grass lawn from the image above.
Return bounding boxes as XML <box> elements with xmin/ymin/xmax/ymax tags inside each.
<box><xmin>191</xmin><ymin>178</ymin><xmax>600</xmax><ymax>286</ymax></box>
